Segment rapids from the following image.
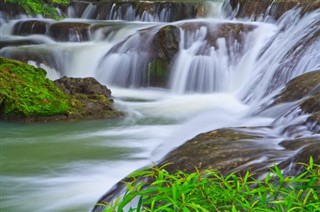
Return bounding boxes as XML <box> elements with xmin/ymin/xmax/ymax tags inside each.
<box><xmin>0</xmin><ymin>1</ymin><xmax>319</xmax><ymax>211</ymax></box>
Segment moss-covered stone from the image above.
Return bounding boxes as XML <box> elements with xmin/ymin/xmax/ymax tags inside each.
<box><xmin>0</xmin><ymin>57</ymin><xmax>71</xmax><ymax>119</ymax></box>
<box><xmin>0</xmin><ymin>57</ymin><xmax>123</xmax><ymax>122</ymax></box>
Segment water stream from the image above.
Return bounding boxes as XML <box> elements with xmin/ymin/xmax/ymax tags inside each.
<box><xmin>1</xmin><ymin>1</ymin><xmax>319</xmax><ymax>211</ymax></box>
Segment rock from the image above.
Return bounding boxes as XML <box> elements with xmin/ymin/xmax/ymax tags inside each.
<box><xmin>179</xmin><ymin>22</ymin><xmax>256</xmax><ymax>53</ymax></box>
<box><xmin>226</xmin><ymin>0</ymin><xmax>320</xmax><ymax>20</ymax></box>
<box><xmin>279</xmin><ymin>137</ymin><xmax>320</xmax><ymax>175</ymax></box>
<box><xmin>54</xmin><ymin>76</ymin><xmax>123</xmax><ymax>120</ymax></box>
<box><xmin>0</xmin><ymin>57</ymin><xmax>122</xmax><ymax>122</ymax></box>
<box><xmin>274</xmin><ymin>70</ymin><xmax>320</xmax><ymax>104</ymax></box>
<box><xmin>306</xmin><ymin>113</ymin><xmax>320</xmax><ymax>133</ymax></box>
<box><xmin>1</xmin><ymin>0</ymin><xmax>213</xmax><ymax>22</ymax></box>
<box><xmin>48</xmin><ymin>22</ymin><xmax>92</xmax><ymax>42</ymax></box>
<box><xmin>147</xmin><ymin>25</ymin><xmax>180</xmax><ymax>87</ymax></box>
<box><xmin>271</xmin><ymin>71</ymin><xmax>320</xmax><ymax>134</ymax></box>
<box><xmin>13</xmin><ymin>20</ymin><xmax>48</xmax><ymax>36</ymax></box>
<box><xmin>66</xmin><ymin>1</ymin><xmax>206</xmax><ymax>21</ymax></box>
<box><xmin>157</xmin><ymin>128</ymin><xmax>276</xmax><ymax>175</ymax></box>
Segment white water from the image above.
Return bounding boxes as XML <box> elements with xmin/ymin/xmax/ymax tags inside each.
<box><xmin>1</xmin><ymin>2</ymin><xmax>320</xmax><ymax>212</ymax></box>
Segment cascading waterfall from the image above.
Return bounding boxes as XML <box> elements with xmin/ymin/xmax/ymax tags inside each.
<box><xmin>1</xmin><ymin>1</ymin><xmax>319</xmax><ymax>211</ymax></box>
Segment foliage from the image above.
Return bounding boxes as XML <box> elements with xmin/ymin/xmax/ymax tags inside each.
<box><xmin>99</xmin><ymin>158</ymin><xmax>320</xmax><ymax>212</ymax></box>
<box><xmin>4</xmin><ymin>0</ymin><xmax>70</xmax><ymax>19</ymax></box>
<box><xmin>0</xmin><ymin>57</ymin><xmax>71</xmax><ymax>118</ymax></box>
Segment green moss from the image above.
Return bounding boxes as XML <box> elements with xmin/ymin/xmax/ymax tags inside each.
<box><xmin>0</xmin><ymin>57</ymin><xmax>71</xmax><ymax>118</ymax></box>
<box><xmin>147</xmin><ymin>59</ymin><xmax>168</xmax><ymax>86</ymax></box>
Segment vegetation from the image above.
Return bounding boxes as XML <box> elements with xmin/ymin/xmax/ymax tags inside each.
<box><xmin>4</xmin><ymin>0</ymin><xmax>70</xmax><ymax>19</ymax></box>
<box><xmin>0</xmin><ymin>57</ymin><xmax>71</xmax><ymax>118</ymax></box>
<box><xmin>99</xmin><ymin>158</ymin><xmax>320</xmax><ymax>211</ymax></box>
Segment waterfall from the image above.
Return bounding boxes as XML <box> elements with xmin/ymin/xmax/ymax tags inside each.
<box><xmin>1</xmin><ymin>1</ymin><xmax>320</xmax><ymax>211</ymax></box>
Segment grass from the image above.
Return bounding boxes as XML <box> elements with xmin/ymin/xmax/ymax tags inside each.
<box><xmin>98</xmin><ymin>157</ymin><xmax>320</xmax><ymax>211</ymax></box>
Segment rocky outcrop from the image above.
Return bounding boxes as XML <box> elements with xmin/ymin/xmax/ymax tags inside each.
<box><xmin>0</xmin><ymin>57</ymin><xmax>122</xmax><ymax>122</ymax></box>
<box><xmin>226</xmin><ymin>0</ymin><xmax>320</xmax><ymax>20</ymax></box>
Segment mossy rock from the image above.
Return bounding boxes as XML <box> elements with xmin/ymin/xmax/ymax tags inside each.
<box><xmin>0</xmin><ymin>57</ymin><xmax>71</xmax><ymax>119</ymax></box>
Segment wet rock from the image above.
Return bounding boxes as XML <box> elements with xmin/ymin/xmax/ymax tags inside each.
<box><xmin>157</xmin><ymin>128</ymin><xmax>277</xmax><ymax>175</ymax></box>
<box><xmin>178</xmin><ymin>21</ymin><xmax>256</xmax><ymax>55</ymax></box>
<box><xmin>227</xmin><ymin>0</ymin><xmax>320</xmax><ymax>20</ymax></box>
<box><xmin>68</xmin><ymin>1</ymin><xmax>205</xmax><ymax>21</ymax></box>
<box><xmin>54</xmin><ymin>76</ymin><xmax>123</xmax><ymax>120</ymax></box>
<box><xmin>48</xmin><ymin>22</ymin><xmax>92</xmax><ymax>42</ymax></box>
<box><xmin>271</xmin><ymin>71</ymin><xmax>320</xmax><ymax>134</ymax></box>
<box><xmin>147</xmin><ymin>25</ymin><xmax>180</xmax><ymax>87</ymax></box>
<box><xmin>0</xmin><ymin>0</ymin><xmax>25</xmax><ymax>20</ymax></box>
<box><xmin>306</xmin><ymin>113</ymin><xmax>320</xmax><ymax>134</ymax></box>
<box><xmin>13</xmin><ymin>20</ymin><xmax>48</xmax><ymax>36</ymax></box>
<box><xmin>274</xmin><ymin>70</ymin><xmax>320</xmax><ymax>104</ymax></box>
<box><xmin>279</xmin><ymin>137</ymin><xmax>320</xmax><ymax>175</ymax></box>
<box><xmin>55</xmin><ymin>76</ymin><xmax>111</xmax><ymax>97</ymax></box>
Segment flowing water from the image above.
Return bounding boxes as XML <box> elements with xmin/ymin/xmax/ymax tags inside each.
<box><xmin>1</xmin><ymin>1</ymin><xmax>320</xmax><ymax>211</ymax></box>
